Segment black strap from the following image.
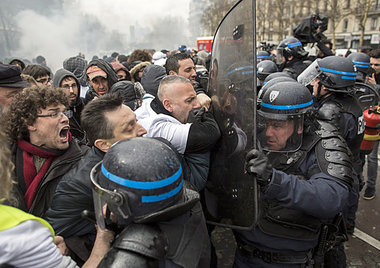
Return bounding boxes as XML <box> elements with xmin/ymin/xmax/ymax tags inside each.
<box><xmin>237</xmin><ymin>241</ymin><xmax>311</xmax><ymax>264</ymax></box>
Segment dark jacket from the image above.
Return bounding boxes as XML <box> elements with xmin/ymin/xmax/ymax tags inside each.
<box><xmin>53</xmin><ymin>68</ymin><xmax>86</xmax><ymax>143</ymax></box>
<box><xmin>84</xmin><ymin>59</ymin><xmax>119</xmax><ymax>104</ymax></box>
<box><xmin>11</xmin><ymin>140</ymin><xmax>88</xmax><ymax>218</ymax></box>
<box><xmin>45</xmin><ymin>146</ymin><xmax>104</xmax><ymax>238</ymax></box>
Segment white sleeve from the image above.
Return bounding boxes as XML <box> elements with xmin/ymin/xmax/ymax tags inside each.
<box><xmin>0</xmin><ymin>220</ymin><xmax>78</xmax><ymax>268</ymax></box>
<box><xmin>147</xmin><ymin>115</ymin><xmax>191</xmax><ymax>154</ymax></box>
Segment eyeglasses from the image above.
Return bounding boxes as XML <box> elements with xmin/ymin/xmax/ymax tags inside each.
<box><xmin>370</xmin><ymin>63</ymin><xmax>380</xmax><ymax>67</ymax></box>
<box><xmin>62</xmin><ymin>83</ymin><xmax>78</xmax><ymax>89</ymax></box>
<box><xmin>37</xmin><ymin>110</ymin><xmax>72</xmax><ymax>119</ymax></box>
<box><xmin>36</xmin><ymin>77</ymin><xmax>52</xmax><ymax>85</ymax></box>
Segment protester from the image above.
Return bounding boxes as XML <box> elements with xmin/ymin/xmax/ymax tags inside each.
<box><xmin>0</xmin><ymin>64</ymin><xmax>29</xmax><ymax>112</ymax></box>
<box><xmin>84</xmin><ymin>59</ymin><xmax>118</xmax><ymax>103</ymax></box>
<box><xmin>5</xmin><ymin>85</ymin><xmax>88</xmax><ymax>217</ymax></box>
<box><xmin>45</xmin><ymin>93</ymin><xmax>146</xmax><ymax>263</ymax></box>
<box><xmin>0</xmin><ymin>122</ymin><xmax>113</xmax><ymax>268</ymax></box>
<box><xmin>53</xmin><ymin>68</ymin><xmax>86</xmax><ymax>143</ymax></box>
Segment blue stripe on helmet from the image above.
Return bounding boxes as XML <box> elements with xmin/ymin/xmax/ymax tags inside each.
<box><xmin>341</xmin><ymin>76</ymin><xmax>357</xmax><ymax>80</ymax></box>
<box><xmin>320</xmin><ymin>67</ymin><xmax>356</xmax><ymax>76</ymax></box>
<box><xmin>142</xmin><ymin>180</ymin><xmax>183</xmax><ymax>203</ymax></box>
<box><xmin>352</xmin><ymin>61</ymin><xmax>370</xmax><ymax>66</ymax></box>
<box><xmin>227</xmin><ymin>65</ymin><xmax>254</xmax><ymax>75</ymax></box>
<box><xmin>261</xmin><ymin>100</ymin><xmax>313</xmax><ymax>110</ymax></box>
<box><xmin>242</xmin><ymin>70</ymin><xmax>254</xmax><ymax>75</ymax></box>
<box><xmin>287</xmin><ymin>42</ymin><xmax>302</xmax><ymax>48</ymax></box>
<box><xmin>354</xmin><ymin>64</ymin><xmax>370</xmax><ymax>68</ymax></box>
<box><xmin>101</xmin><ymin>164</ymin><xmax>182</xmax><ymax>189</ymax></box>
<box><xmin>257</xmin><ymin>55</ymin><xmax>271</xmax><ymax>59</ymax></box>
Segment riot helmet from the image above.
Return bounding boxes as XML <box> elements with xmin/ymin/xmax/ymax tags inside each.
<box><xmin>258</xmin><ymin>76</ymin><xmax>295</xmax><ymax>105</ymax></box>
<box><xmin>347</xmin><ymin>52</ymin><xmax>371</xmax><ymax>82</ymax></box>
<box><xmin>297</xmin><ymin>56</ymin><xmax>356</xmax><ymax>94</ymax></box>
<box><xmin>257</xmin><ymin>51</ymin><xmax>271</xmax><ymax>63</ymax></box>
<box><xmin>91</xmin><ymin>137</ymin><xmax>185</xmax><ymax>229</ymax></box>
<box><xmin>276</xmin><ymin>37</ymin><xmax>308</xmax><ymax>65</ymax></box>
<box><xmin>257</xmin><ymin>60</ymin><xmax>278</xmax><ymax>82</ymax></box>
<box><xmin>263</xmin><ymin>71</ymin><xmax>293</xmax><ymax>85</ymax></box>
<box><xmin>226</xmin><ymin>61</ymin><xmax>254</xmax><ymax>93</ymax></box>
<box><xmin>258</xmin><ymin>81</ymin><xmax>313</xmax><ymax>152</ymax></box>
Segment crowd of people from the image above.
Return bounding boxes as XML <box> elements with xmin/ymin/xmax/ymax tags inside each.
<box><xmin>0</xmin><ymin>37</ymin><xmax>379</xmax><ymax>267</ymax></box>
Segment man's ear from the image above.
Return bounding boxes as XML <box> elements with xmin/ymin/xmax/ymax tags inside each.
<box><xmin>27</xmin><ymin>125</ymin><xmax>36</xmax><ymax>132</ymax></box>
<box><xmin>94</xmin><ymin>139</ymin><xmax>112</xmax><ymax>153</ymax></box>
<box><xmin>162</xmin><ymin>99</ymin><xmax>173</xmax><ymax>113</ymax></box>
<box><xmin>168</xmin><ymin>70</ymin><xmax>177</xmax><ymax>76</ymax></box>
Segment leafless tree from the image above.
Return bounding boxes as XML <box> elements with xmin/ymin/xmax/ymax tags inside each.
<box><xmin>355</xmin><ymin>0</ymin><xmax>375</xmax><ymax>48</ymax></box>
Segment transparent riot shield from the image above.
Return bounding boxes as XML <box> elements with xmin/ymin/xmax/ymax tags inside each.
<box><xmin>205</xmin><ymin>0</ymin><xmax>258</xmax><ymax>230</ymax></box>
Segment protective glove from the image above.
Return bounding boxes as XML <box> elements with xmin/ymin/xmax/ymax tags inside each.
<box><xmin>245</xmin><ymin>149</ymin><xmax>272</xmax><ymax>188</ymax></box>
<box><xmin>187</xmin><ymin>107</ymin><xmax>206</xmax><ymax>123</ymax></box>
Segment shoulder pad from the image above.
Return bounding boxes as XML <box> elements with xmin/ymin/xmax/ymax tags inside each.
<box><xmin>316</xmin><ymin>135</ymin><xmax>353</xmax><ymax>189</ymax></box>
<box><xmin>98</xmin><ymin>247</ymin><xmax>157</xmax><ymax>268</ymax></box>
<box><xmin>113</xmin><ymin>223</ymin><xmax>168</xmax><ymax>260</ymax></box>
<box><xmin>317</xmin><ymin>101</ymin><xmax>343</xmax><ymax>122</ymax></box>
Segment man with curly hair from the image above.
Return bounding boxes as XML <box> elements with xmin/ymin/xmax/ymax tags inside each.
<box><xmin>5</xmin><ymin>85</ymin><xmax>88</xmax><ymax>217</ymax></box>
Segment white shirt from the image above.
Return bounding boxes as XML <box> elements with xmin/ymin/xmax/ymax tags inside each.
<box><xmin>135</xmin><ymin>96</ymin><xmax>191</xmax><ymax>154</ymax></box>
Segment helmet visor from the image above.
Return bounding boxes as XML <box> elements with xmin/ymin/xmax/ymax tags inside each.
<box><xmin>276</xmin><ymin>48</ymin><xmax>285</xmax><ymax>65</ymax></box>
<box><xmin>90</xmin><ymin>161</ymin><xmax>132</xmax><ymax>230</ymax></box>
<box><xmin>257</xmin><ymin>113</ymin><xmax>304</xmax><ymax>152</ymax></box>
<box><xmin>297</xmin><ymin>60</ymin><xmax>322</xmax><ymax>86</ymax></box>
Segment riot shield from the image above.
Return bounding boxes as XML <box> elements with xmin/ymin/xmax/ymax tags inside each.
<box><xmin>205</xmin><ymin>0</ymin><xmax>258</xmax><ymax>230</ymax></box>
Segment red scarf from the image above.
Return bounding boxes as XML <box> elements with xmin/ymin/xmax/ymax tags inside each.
<box><xmin>17</xmin><ymin>140</ymin><xmax>65</xmax><ymax>209</ymax></box>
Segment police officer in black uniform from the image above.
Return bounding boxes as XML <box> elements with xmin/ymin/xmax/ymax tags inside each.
<box><xmin>90</xmin><ymin>137</ymin><xmax>211</xmax><ymax>267</ymax></box>
<box><xmin>233</xmin><ymin>81</ymin><xmax>353</xmax><ymax>267</ymax></box>
<box><xmin>298</xmin><ymin>56</ymin><xmax>364</xmax><ymax>234</ymax></box>
<box><xmin>276</xmin><ymin>37</ymin><xmax>309</xmax><ymax>79</ymax></box>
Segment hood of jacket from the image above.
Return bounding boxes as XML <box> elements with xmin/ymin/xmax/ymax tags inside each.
<box><xmin>141</xmin><ymin>64</ymin><xmax>166</xmax><ymax>97</ymax></box>
<box><xmin>53</xmin><ymin>68</ymin><xmax>82</xmax><ymax>106</ymax></box>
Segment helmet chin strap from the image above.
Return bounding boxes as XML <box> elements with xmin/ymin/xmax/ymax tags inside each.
<box><xmin>316</xmin><ymin>82</ymin><xmax>329</xmax><ymax>100</ymax></box>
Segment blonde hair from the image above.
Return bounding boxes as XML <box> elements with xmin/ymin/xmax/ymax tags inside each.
<box><xmin>0</xmin><ymin>125</ymin><xmax>14</xmax><ymax>203</ymax></box>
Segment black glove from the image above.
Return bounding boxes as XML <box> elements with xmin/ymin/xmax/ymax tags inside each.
<box><xmin>187</xmin><ymin>107</ymin><xmax>206</xmax><ymax>123</ymax></box>
<box><xmin>245</xmin><ymin>149</ymin><xmax>272</xmax><ymax>188</ymax></box>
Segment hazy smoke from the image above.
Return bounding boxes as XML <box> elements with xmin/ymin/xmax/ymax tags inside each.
<box><xmin>10</xmin><ymin>0</ymin><xmax>191</xmax><ymax>72</ymax></box>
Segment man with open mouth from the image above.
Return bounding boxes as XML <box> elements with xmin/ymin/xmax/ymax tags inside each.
<box><xmin>4</xmin><ymin>85</ymin><xmax>88</xmax><ymax>218</ymax></box>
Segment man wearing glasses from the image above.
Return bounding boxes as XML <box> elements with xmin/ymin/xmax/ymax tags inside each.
<box><xmin>22</xmin><ymin>64</ymin><xmax>52</xmax><ymax>86</ymax></box>
<box><xmin>53</xmin><ymin>68</ymin><xmax>86</xmax><ymax>144</ymax></box>
<box><xmin>4</xmin><ymin>85</ymin><xmax>88</xmax><ymax>218</ymax></box>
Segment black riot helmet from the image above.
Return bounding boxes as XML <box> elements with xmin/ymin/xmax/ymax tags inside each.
<box><xmin>258</xmin><ymin>76</ymin><xmax>295</xmax><ymax>105</ymax></box>
<box><xmin>257</xmin><ymin>51</ymin><xmax>271</xmax><ymax>63</ymax></box>
<box><xmin>258</xmin><ymin>81</ymin><xmax>313</xmax><ymax>152</ymax></box>
<box><xmin>298</xmin><ymin>56</ymin><xmax>356</xmax><ymax>93</ymax></box>
<box><xmin>91</xmin><ymin>137</ymin><xmax>186</xmax><ymax>229</ymax></box>
<box><xmin>276</xmin><ymin>36</ymin><xmax>308</xmax><ymax>64</ymax></box>
<box><xmin>263</xmin><ymin>71</ymin><xmax>293</xmax><ymax>85</ymax></box>
<box><xmin>257</xmin><ymin>60</ymin><xmax>278</xmax><ymax>81</ymax></box>
<box><xmin>347</xmin><ymin>52</ymin><xmax>371</xmax><ymax>82</ymax></box>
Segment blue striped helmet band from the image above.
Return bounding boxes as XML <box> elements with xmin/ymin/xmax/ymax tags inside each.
<box><xmin>101</xmin><ymin>164</ymin><xmax>183</xmax><ymax>203</ymax></box>
<box><xmin>319</xmin><ymin>67</ymin><xmax>356</xmax><ymax>80</ymax></box>
<box><xmin>261</xmin><ymin>100</ymin><xmax>313</xmax><ymax>110</ymax></box>
<box><xmin>287</xmin><ymin>42</ymin><xmax>302</xmax><ymax>48</ymax></box>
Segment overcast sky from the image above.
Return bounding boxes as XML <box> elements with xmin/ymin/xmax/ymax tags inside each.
<box><xmin>75</xmin><ymin>0</ymin><xmax>191</xmax><ymax>32</ymax></box>
<box><xmin>13</xmin><ymin>0</ymin><xmax>192</xmax><ymax>71</ymax></box>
